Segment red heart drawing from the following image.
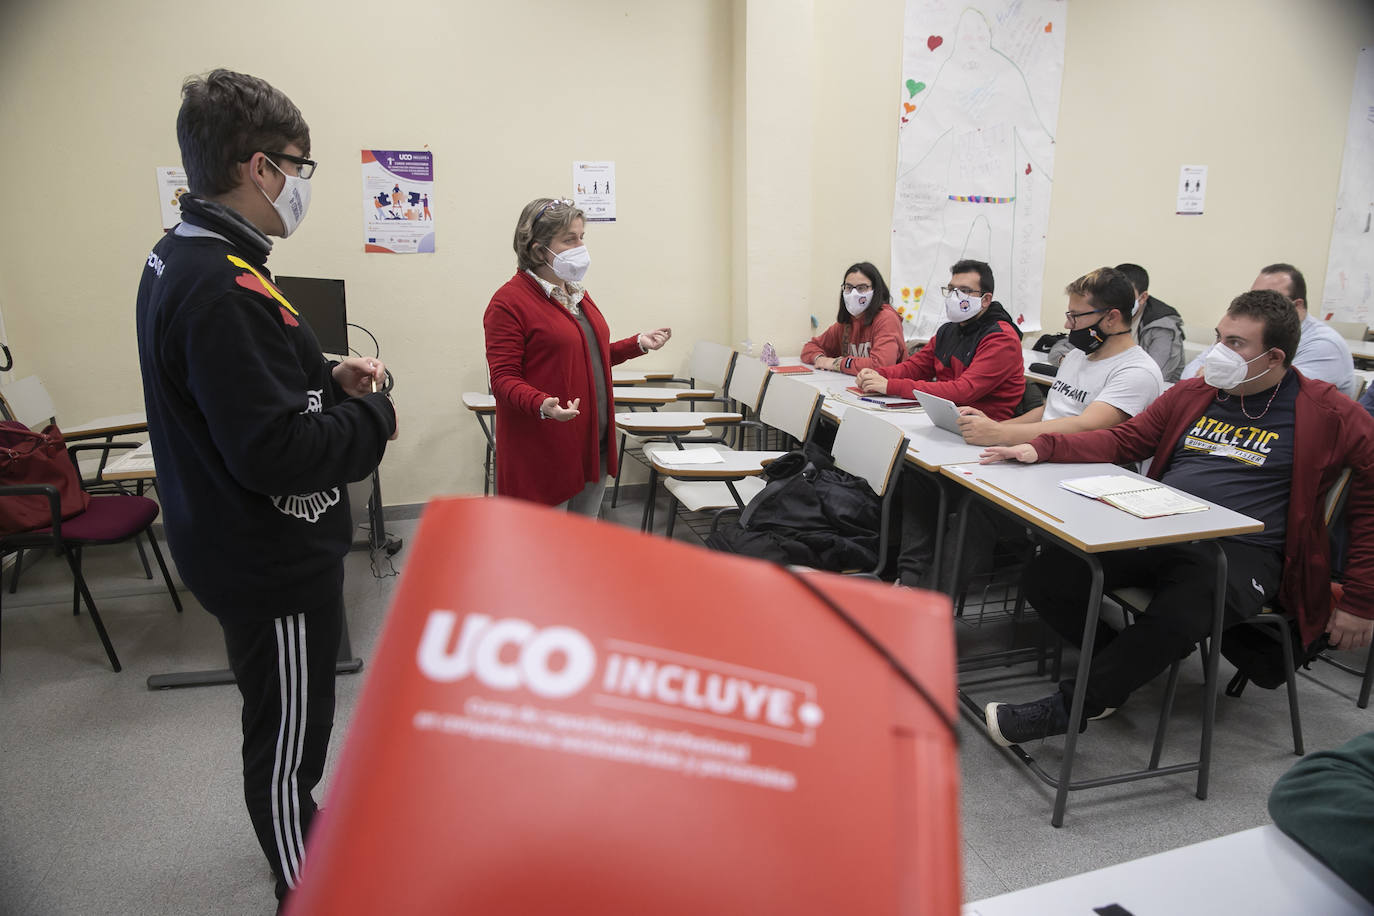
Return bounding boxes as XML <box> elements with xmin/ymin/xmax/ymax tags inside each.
<box><xmin>927</xmin><ymin>35</ymin><xmax>943</xmax><ymax>51</ymax></box>
<box><xmin>1025</xmin><ymin>163</ymin><xmax>1032</xmax><ymax>175</ymax></box>
<box><xmin>901</xmin><ymin>117</ymin><xmax>910</xmax><ymax>124</ymax></box>
<box><xmin>1017</xmin><ymin>314</ymin><xmax>1025</xmax><ymax>324</ymax></box>
<box><xmin>904</xmin><ymin>102</ymin><xmax>916</xmax><ymax>113</ymax></box>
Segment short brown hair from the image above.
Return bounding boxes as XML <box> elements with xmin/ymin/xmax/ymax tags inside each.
<box><xmin>1064</xmin><ymin>267</ymin><xmax>1135</xmax><ymax>320</ymax></box>
<box><xmin>177</xmin><ymin>69</ymin><xmax>310</xmax><ymax>196</ymax></box>
<box><xmin>1227</xmin><ymin>289</ymin><xmax>1301</xmax><ymax>367</ymax></box>
<box><xmin>513</xmin><ymin>198</ymin><xmax>585</xmax><ymax>272</ymax></box>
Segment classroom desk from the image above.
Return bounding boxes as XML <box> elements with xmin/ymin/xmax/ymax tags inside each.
<box><xmin>62</xmin><ymin>411</ymin><xmax>148</xmax><ymax>440</ymax></box>
<box><xmin>611</xmin><ymin>386</ymin><xmax>713</xmax><ymax>406</ymax></box>
<box><xmin>962</xmin><ymin>825</ymin><xmax>1374</xmax><ymax>916</ymax></box>
<box><xmin>1346</xmin><ymin>338</ymin><xmax>1374</xmax><ymax>361</ymax></box>
<box><xmin>100</xmin><ymin>440</ymin><xmax>155</xmax><ymax>482</ymax></box>
<box><xmin>461</xmin><ymin>392</ymin><xmax>497</xmax><ymax>496</ymax></box>
<box><xmin>610</xmin><ymin>367</ymin><xmax>678</xmax><ymax>385</ymax></box>
<box><xmin>940</xmin><ymin>460</ymin><xmax>1262</xmax><ymax>826</ymax></box>
<box><xmin>615</xmin><ymin>410</ymin><xmax>745</xmax><ymax>531</ymax></box>
<box><xmin>646</xmin><ymin>446</ymin><xmax>782</xmax><ymax>534</ymax></box>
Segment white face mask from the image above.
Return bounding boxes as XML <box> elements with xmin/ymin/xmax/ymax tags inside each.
<box><xmin>546</xmin><ymin>244</ymin><xmax>590</xmax><ymax>284</ymax></box>
<box><xmin>843</xmin><ymin>289</ymin><xmax>872</xmax><ymax>316</ymax></box>
<box><xmin>258</xmin><ymin>157</ymin><xmax>311</xmax><ymax>238</ymax></box>
<box><xmin>1202</xmin><ymin>343</ymin><xmax>1269</xmax><ymax>390</ymax></box>
<box><xmin>944</xmin><ymin>289</ymin><xmax>984</xmax><ymax>324</ymax></box>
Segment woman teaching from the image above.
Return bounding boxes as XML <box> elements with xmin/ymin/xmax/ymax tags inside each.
<box><xmin>483</xmin><ymin>197</ymin><xmax>671</xmax><ymax>515</ymax></box>
<box><xmin>800</xmin><ymin>261</ymin><xmax>905</xmax><ymax>373</ymax></box>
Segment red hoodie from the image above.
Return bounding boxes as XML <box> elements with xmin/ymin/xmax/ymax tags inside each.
<box><xmin>800</xmin><ymin>304</ymin><xmax>905</xmax><ymax>373</ymax></box>
<box><xmin>1029</xmin><ymin>372</ymin><xmax>1374</xmax><ymax>644</ymax></box>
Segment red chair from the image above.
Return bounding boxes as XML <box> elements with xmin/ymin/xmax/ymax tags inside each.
<box><xmin>0</xmin><ymin>441</ymin><xmax>182</xmax><ymax>672</ymax></box>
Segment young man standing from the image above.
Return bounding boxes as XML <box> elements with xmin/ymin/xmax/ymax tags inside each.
<box><xmin>136</xmin><ymin>70</ymin><xmax>397</xmax><ymax>905</ymax></box>
<box><xmin>979</xmin><ymin>289</ymin><xmax>1374</xmax><ymax>747</ymax></box>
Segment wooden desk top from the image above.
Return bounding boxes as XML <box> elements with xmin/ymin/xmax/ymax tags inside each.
<box><xmin>611</xmin><ymin>386</ymin><xmax>713</xmax><ymax>405</ymax></box>
<box><xmin>461</xmin><ymin>392</ymin><xmax>496</xmax><ymax>413</ymax></box>
<box><xmin>614</xmin><ymin>411</ymin><xmax>742</xmax><ymax>435</ymax></box>
<box><xmin>63</xmin><ymin>412</ymin><xmax>148</xmax><ymax>439</ymax></box>
<box><xmin>939</xmin><ymin>461</ymin><xmax>1262</xmax><ymax>554</ymax></box>
<box><xmin>101</xmin><ymin>441</ymin><xmax>157</xmax><ymax>482</ymax></box>
<box><xmin>646</xmin><ymin>447</ymin><xmax>782</xmax><ymax>479</ymax></box>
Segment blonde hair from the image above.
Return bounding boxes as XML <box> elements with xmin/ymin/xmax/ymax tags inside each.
<box><xmin>513</xmin><ymin>198</ymin><xmax>585</xmax><ymax>272</ymax></box>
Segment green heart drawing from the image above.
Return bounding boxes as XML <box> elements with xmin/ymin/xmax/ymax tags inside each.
<box><xmin>906</xmin><ymin>79</ymin><xmax>927</xmax><ymax>98</ymax></box>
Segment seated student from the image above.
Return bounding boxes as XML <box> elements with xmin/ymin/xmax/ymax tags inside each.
<box><xmin>857</xmin><ymin>259</ymin><xmax>1026</xmax><ymax>588</ymax></box>
<box><xmin>978</xmin><ymin>288</ymin><xmax>1374</xmax><ymax>746</ymax></box>
<box><xmin>1046</xmin><ymin>262</ymin><xmax>1183</xmax><ymax>380</ymax></box>
<box><xmin>958</xmin><ymin>267</ymin><xmax>1163</xmax><ymax>446</ymax></box>
<box><xmin>948</xmin><ymin>267</ymin><xmax>1162</xmax><ymax>591</ymax></box>
<box><xmin>1116</xmin><ymin>262</ymin><xmax>1185</xmax><ymax>382</ymax></box>
<box><xmin>801</xmin><ymin>262</ymin><xmax>905</xmax><ymax>373</ymax></box>
<box><xmin>855</xmin><ymin>258</ymin><xmax>1025</xmax><ymax>419</ymax></box>
<box><xmin>1182</xmin><ymin>263</ymin><xmax>1355</xmax><ymax>396</ymax></box>
<box><xmin>1268</xmin><ymin>729</ymin><xmax>1374</xmax><ymax>905</ymax></box>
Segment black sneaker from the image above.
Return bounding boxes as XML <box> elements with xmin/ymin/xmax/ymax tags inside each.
<box><xmin>985</xmin><ymin>693</ymin><xmax>1083</xmax><ymax>747</ymax></box>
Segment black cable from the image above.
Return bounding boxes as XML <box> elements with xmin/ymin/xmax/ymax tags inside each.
<box><xmin>779</xmin><ymin>564</ymin><xmax>959</xmax><ymax>745</ymax></box>
<box><xmin>347</xmin><ymin>322</ymin><xmax>380</xmax><ymax>358</ymax></box>
<box><xmin>0</xmin><ymin>343</ymin><xmax>11</xmax><ymax>372</ymax></box>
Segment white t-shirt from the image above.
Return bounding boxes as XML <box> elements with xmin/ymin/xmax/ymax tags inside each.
<box><xmin>1044</xmin><ymin>345</ymin><xmax>1165</xmax><ymax>421</ymax></box>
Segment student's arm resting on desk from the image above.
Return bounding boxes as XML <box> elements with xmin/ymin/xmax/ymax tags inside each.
<box><xmin>861</xmin><ymin>345</ymin><xmax>938</xmax><ymax>394</ymax></box>
<box><xmin>1024</xmin><ymin>378</ymin><xmax>1192</xmax><ymax>466</ymax></box>
<box><xmin>1268</xmin><ymin>730</ymin><xmax>1374</xmax><ymax>905</ymax></box>
<box><xmin>959</xmin><ymin>400</ymin><xmax>1129</xmax><ymax>446</ymax></box>
<box><xmin>801</xmin><ymin>323</ymin><xmax>844</xmax><ymax>365</ymax></box>
<box><xmin>174</xmin><ymin>294</ymin><xmax>395</xmax><ymax>496</ymax></box>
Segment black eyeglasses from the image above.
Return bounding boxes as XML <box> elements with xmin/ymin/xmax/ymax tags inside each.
<box><xmin>243</xmin><ymin>151</ymin><xmax>317</xmax><ymax>179</ymax></box>
<box><xmin>841</xmin><ymin>283</ymin><xmax>873</xmax><ymax>294</ymax></box>
<box><xmin>533</xmin><ymin>198</ymin><xmax>575</xmax><ymax>224</ymax></box>
<box><xmin>1065</xmin><ymin>308</ymin><xmax>1101</xmax><ymax>322</ymax></box>
<box><xmin>940</xmin><ymin>286</ymin><xmax>983</xmax><ymax>298</ymax></box>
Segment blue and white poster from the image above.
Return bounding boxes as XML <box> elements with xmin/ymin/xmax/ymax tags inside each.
<box><xmin>362</xmin><ymin>149</ymin><xmax>435</xmax><ymax>254</ymax></box>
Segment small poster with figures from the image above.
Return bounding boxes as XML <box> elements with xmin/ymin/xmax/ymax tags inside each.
<box><xmin>573</xmin><ymin>160</ymin><xmax>616</xmax><ymax>222</ymax></box>
<box><xmin>156</xmin><ymin>166</ymin><xmax>189</xmax><ymax>230</ymax></box>
<box><xmin>362</xmin><ymin>149</ymin><xmax>435</xmax><ymax>254</ymax></box>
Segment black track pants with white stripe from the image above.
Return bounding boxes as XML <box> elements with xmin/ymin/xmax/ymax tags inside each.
<box><xmin>220</xmin><ymin>595</ymin><xmax>342</xmax><ymax>900</ymax></box>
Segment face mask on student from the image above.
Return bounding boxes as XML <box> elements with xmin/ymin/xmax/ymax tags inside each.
<box><xmin>1201</xmin><ymin>343</ymin><xmax>1270</xmax><ymax>389</ymax></box>
<box><xmin>944</xmin><ymin>290</ymin><xmax>983</xmax><ymax>323</ymax></box>
<box><xmin>843</xmin><ymin>289</ymin><xmax>872</xmax><ymax>316</ymax></box>
<box><xmin>546</xmin><ymin>245</ymin><xmax>591</xmax><ymax>284</ymax></box>
<box><xmin>258</xmin><ymin>157</ymin><xmax>311</xmax><ymax>238</ymax></box>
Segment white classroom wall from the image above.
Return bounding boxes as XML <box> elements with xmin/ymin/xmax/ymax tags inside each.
<box><xmin>1</xmin><ymin>0</ymin><xmax>1371</xmax><ymax>505</ymax></box>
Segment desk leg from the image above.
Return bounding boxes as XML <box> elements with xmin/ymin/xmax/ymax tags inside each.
<box><xmin>146</xmin><ymin>610</ymin><xmax>364</xmax><ymax>690</ymax></box>
<box><xmin>640</xmin><ymin>465</ymin><xmax>659</xmax><ymax>533</ymax></box>
<box><xmin>1197</xmin><ymin>541</ymin><xmax>1228</xmax><ymax>800</ymax></box>
<box><xmin>1051</xmin><ymin>554</ymin><xmax>1104</xmax><ymax>828</ymax></box>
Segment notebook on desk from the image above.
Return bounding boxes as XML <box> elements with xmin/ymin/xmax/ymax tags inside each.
<box><xmin>769</xmin><ymin>364</ymin><xmax>814</xmax><ymax>375</ymax></box>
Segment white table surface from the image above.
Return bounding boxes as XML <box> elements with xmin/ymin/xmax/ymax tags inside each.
<box><xmin>62</xmin><ymin>411</ymin><xmax>148</xmax><ymax>437</ymax></box>
<box><xmin>101</xmin><ymin>440</ymin><xmax>156</xmax><ymax>481</ymax></box>
<box><xmin>940</xmin><ymin>460</ymin><xmax>1262</xmax><ymax>552</ymax></box>
<box><xmin>461</xmin><ymin>392</ymin><xmax>495</xmax><ymax>412</ymax></box>
<box><xmin>963</xmin><ymin>825</ymin><xmax>1373</xmax><ymax>916</ymax></box>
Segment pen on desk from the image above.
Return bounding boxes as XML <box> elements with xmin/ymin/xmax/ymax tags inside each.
<box><xmin>858</xmin><ymin>396</ymin><xmax>886</xmax><ymax>405</ymax></box>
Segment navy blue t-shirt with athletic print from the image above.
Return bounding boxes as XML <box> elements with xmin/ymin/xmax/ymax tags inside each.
<box><xmin>1161</xmin><ymin>370</ymin><xmax>1297</xmax><ymax>550</ymax></box>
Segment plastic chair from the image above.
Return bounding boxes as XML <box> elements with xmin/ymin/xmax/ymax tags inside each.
<box><xmin>824</xmin><ymin>408</ymin><xmax>910</xmax><ymax>578</ymax></box>
<box><xmin>0</xmin><ymin>441</ymin><xmax>183</xmax><ymax>672</ymax></box>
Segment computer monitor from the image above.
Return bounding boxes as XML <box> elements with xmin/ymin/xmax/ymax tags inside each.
<box><xmin>273</xmin><ymin>276</ymin><xmax>350</xmax><ymax>355</ymax></box>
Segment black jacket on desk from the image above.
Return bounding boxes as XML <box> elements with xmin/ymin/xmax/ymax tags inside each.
<box><xmin>135</xmin><ymin>196</ymin><xmax>395</xmax><ymax>620</ymax></box>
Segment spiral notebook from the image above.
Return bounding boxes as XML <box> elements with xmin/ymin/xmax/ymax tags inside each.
<box><xmin>1059</xmin><ymin>475</ymin><xmax>1208</xmax><ymax>519</ymax></box>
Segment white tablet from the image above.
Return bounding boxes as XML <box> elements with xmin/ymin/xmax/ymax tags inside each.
<box><xmin>913</xmin><ymin>391</ymin><xmax>964</xmax><ymax>435</ymax></box>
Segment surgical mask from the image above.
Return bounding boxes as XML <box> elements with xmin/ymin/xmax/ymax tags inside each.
<box><xmin>944</xmin><ymin>289</ymin><xmax>983</xmax><ymax>323</ymax></box>
<box><xmin>258</xmin><ymin>157</ymin><xmax>311</xmax><ymax>238</ymax></box>
<box><xmin>843</xmin><ymin>289</ymin><xmax>872</xmax><ymax>316</ymax></box>
<box><xmin>546</xmin><ymin>245</ymin><xmax>590</xmax><ymax>284</ymax></box>
<box><xmin>1201</xmin><ymin>343</ymin><xmax>1269</xmax><ymax>389</ymax></box>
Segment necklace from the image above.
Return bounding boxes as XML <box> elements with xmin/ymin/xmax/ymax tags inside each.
<box><xmin>1216</xmin><ymin>376</ymin><xmax>1283</xmax><ymax>420</ymax></box>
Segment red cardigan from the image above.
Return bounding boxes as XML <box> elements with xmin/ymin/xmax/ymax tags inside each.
<box><xmin>483</xmin><ymin>272</ymin><xmax>643</xmax><ymax>505</ymax></box>
<box><xmin>1029</xmin><ymin>372</ymin><xmax>1374</xmax><ymax>644</ymax></box>
<box><xmin>800</xmin><ymin>305</ymin><xmax>906</xmax><ymax>373</ymax></box>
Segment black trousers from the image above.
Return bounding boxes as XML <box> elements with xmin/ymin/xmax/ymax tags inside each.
<box><xmin>896</xmin><ymin>470</ymin><xmax>1027</xmax><ymax>590</ymax></box>
<box><xmin>1025</xmin><ymin>539</ymin><xmax>1283</xmax><ymax>710</ymax></box>
<box><xmin>219</xmin><ymin>593</ymin><xmax>342</xmax><ymax>900</ymax></box>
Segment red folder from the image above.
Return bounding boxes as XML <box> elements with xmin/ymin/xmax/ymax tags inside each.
<box><xmin>286</xmin><ymin>497</ymin><xmax>959</xmax><ymax>915</ymax></box>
